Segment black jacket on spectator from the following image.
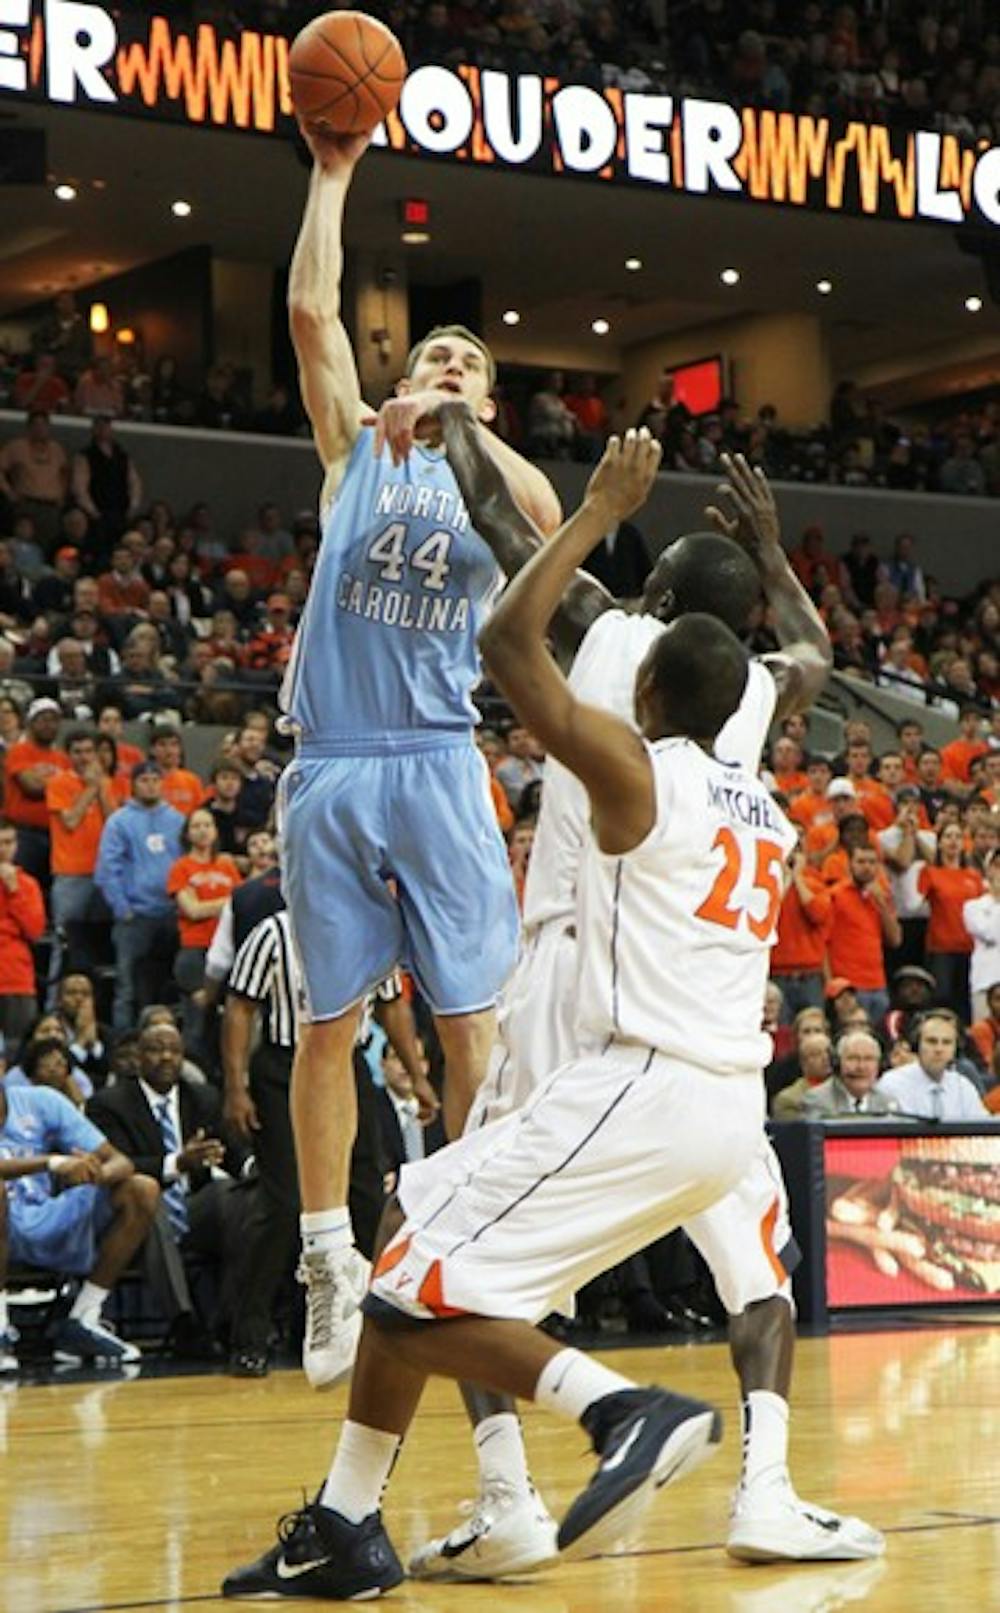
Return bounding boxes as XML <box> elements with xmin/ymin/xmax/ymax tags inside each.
<box><xmin>66</xmin><ymin>1025</ymin><xmax>114</xmax><ymax>1091</ymax></box>
<box><xmin>232</xmin><ymin>866</ymin><xmax>284</xmax><ymax>952</ymax></box>
<box><xmin>235</xmin><ymin>771</ymin><xmax>275</xmax><ymax>833</ymax></box>
<box><xmin>88</xmin><ymin>1076</ymin><xmax>247</xmax><ymax>1187</ymax></box>
<box><xmin>151</xmin><ymin>617</ymin><xmax>192</xmax><ymax>664</ymax></box>
<box><xmin>207</xmin><ymin>802</ymin><xmax>241</xmax><ymax>858</ymax></box>
<box><xmin>583</xmin><ymin>522</ymin><xmax>649</xmax><ymax>598</ymax></box>
<box><xmin>32</xmin><ymin>574</ymin><xmax>75</xmax><ymax>617</ymax></box>
<box><xmin>81</xmin><ymin>440</ymin><xmax>131</xmax><ymax>529</ymax></box>
<box><xmin>0</xmin><ymin>568</ymin><xmax>34</xmax><ymax>623</ymax></box>
<box><xmin>96</xmin><ymin>668</ymin><xmax>177</xmax><ymax>719</ymax></box>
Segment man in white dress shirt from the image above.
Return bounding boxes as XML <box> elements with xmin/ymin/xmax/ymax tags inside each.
<box><xmin>878</xmin><ymin>1011</ymin><xmax>992</xmax><ymax>1121</ymax></box>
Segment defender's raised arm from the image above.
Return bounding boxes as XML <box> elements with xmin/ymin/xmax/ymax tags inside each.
<box><xmin>480</xmin><ymin>430</ymin><xmax>662</xmax><ymax>854</ymax></box>
<box><xmin>706</xmin><ymin>453</ymin><xmax>832</xmax><ymax>717</ymax></box>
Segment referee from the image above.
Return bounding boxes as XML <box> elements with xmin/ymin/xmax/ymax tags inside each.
<box><xmin>222</xmin><ymin>908</ymin><xmax>300</xmax><ymax>1376</ymax></box>
<box><xmin>222</xmin><ymin>909</ymin><xmax>428</xmax><ymax>1376</ymax></box>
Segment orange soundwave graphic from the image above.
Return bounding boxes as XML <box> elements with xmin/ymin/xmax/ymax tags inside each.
<box><xmin>114</xmin><ymin>18</ymin><xmax>291</xmax><ymax>132</ymax></box>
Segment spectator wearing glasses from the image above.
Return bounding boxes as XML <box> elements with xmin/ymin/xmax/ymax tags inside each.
<box><xmin>802</xmin><ymin>1031</ymin><xmax>897</xmax><ymax>1117</ymax></box>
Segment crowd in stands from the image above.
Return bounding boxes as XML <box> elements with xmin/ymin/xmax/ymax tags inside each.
<box><xmin>763</xmin><ymin>701</ymin><xmax>1000</xmax><ymax>1122</ymax></box>
<box><xmin>4</xmin><ymin>306</ymin><xmax>1000</xmax><ymax>1372</ymax></box>
<box><xmin>223</xmin><ymin>0</ymin><xmax>1000</xmax><ymax>143</ymax></box>
<box><xmin>0</xmin><ymin>296</ymin><xmax>304</xmax><ymax>438</ymax></box>
<box><xmin>508</xmin><ymin>367</ymin><xmax>1000</xmax><ymax>500</ymax></box>
<box><xmin>5</xmin><ymin>279</ymin><xmax>999</xmax><ymax>502</ymax></box>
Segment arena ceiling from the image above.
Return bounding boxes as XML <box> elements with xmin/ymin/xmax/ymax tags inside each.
<box><xmin>0</xmin><ymin>101</ymin><xmax>997</xmax><ymax>379</ymax></box>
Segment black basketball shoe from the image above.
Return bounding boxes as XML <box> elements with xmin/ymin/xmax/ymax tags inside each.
<box><xmin>557</xmin><ymin>1386</ymin><xmax>722</xmax><ymax>1559</ymax></box>
<box><xmin>221</xmin><ymin>1496</ymin><xmax>404</xmax><ymax>1600</ymax></box>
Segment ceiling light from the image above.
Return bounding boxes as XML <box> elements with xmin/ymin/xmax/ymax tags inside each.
<box><xmin>720</xmin><ymin>267</ymin><xmax>740</xmax><ymax>286</ymax></box>
<box><xmin>591</xmin><ymin>318</ymin><xmax>610</xmax><ymax>336</ymax></box>
<box><xmin>89</xmin><ymin>303</ymin><xmax>110</xmax><ymax>334</ymax></box>
<box><xmin>171</xmin><ymin>199</ymin><xmax>192</xmax><ymax>218</ymax></box>
<box><xmin>625</xmin><ymin>256</ymin><xmax>642</xmax><ymax>271</ymax></box>
<box><xmin>816</xmin><ymin>278</ymin><xmax>833</xmax><ymax>295</ymax></box>
<box><xmin>965</xmin><ymin>295</ymin><xmax>983</xmax><ymax>313</ymax></box>
<box><xmin>502</xmin><ymin>309</ymin><xmax>521</xmax><ymax>326</ymax></box>
<box><xmin>401</xmin><ymin>230</ymin><xmax>431</xmax><ymax>245</ymax></box>
<box><xmin>54</xmin><ymin>184</ymin><xmax>77</xmax><ymax>202</ymax></box>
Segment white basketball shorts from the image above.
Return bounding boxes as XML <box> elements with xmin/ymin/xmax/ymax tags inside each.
<box><xmin>467</xmin><ymin>919</ymin><xmax>578</xmax><ymax>1130</ymax></box>
<box><xmin>684</xmin><ymin>1136</ymin><xmax>797</xmax><ymax>1315</ymax></box>
<box><xmin>468</xmin><ymin>918</ymin><xmax>797</xmax><ymax>1317</ymax></box>
<box><xmin>372</xmin><ymin>1044</ymin><xmax>765</xmax><ymax>1324</ymax></box>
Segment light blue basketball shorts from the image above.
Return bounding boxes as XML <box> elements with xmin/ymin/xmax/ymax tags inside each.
<box><xmin>9</xmin><ymin>1184</ymin><xmax>115</xmax><ymax>1276</ymax></box>
<box><xmin>279</xmin><ymin>736</ymin><xmax>520</xmax><ymax>1021</ymax></box>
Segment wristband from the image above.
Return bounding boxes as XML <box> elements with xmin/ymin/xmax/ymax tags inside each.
<box><xmin>47</xmin><ymin>1154</ymin><xmax>70</xmax><ymax>1172</ymax></box>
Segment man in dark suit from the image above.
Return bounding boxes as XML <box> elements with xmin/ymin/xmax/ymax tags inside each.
<box><xmin>583</xmin><ymin>519</ymin><xmax>650</xmax><ymax>598</ymax></box>
<box><xmin>87</xmin><ymin>1019</ymin><xmax>250</xmax><ymax>1347</ymax></box>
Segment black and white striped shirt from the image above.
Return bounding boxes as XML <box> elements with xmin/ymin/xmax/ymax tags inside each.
<box><xmin>228</xmin><ymin>910</ymin><xmax>300</xmax><ymax>1048</ymax></box>
<box><xmin>228</xmin><ymin>911</ymin><xmax>403</xmax><ymax>1049</ymax></box>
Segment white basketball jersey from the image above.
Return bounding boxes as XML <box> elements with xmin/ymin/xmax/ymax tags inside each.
<box><xmin>576</xmin><ymin>739</ymin><xmax>796</xmax><ymax>1074</ymax></box>
<box><xmin>522</xmin><ymin>609</ymin><xmax>778</xmax><ymax>932</ymax></box>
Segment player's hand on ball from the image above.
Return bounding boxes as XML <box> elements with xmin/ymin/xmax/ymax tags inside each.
<box><xmin>586</xmin><ymin>427</ymin><xmax>662</xmax><ymax>521</ymax></box>
<box><xmin>297</xmin><ymin>117</ymin><xmax>371</xmax><ymax>176</ymax></box>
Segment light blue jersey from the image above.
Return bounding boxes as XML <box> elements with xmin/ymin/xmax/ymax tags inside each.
<box><xmin>282</xmin><ymin>428</ymin><xmax>500</xmax><ymax>750</ymax></box>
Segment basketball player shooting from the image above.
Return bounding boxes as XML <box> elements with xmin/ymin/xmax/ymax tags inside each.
<box><xmin>400</xmin><ymin>412</ymin><xmax>883</xmax><ymax>1573</ymax></box>
<box><xmin>223</xmin><ymin>430</ymin><xmax>806</xmax><ymax>1602</ymax></box>
<box><xmin>278</xmin><ymin>115</ymin><xmax>561</xmax><ymax>1392</ymax></box>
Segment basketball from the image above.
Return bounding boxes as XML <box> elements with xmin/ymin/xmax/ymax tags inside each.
<box><xmin>289</xmin><ymin>11</ymin><xmax>407</xmax><ymax>135</ymax></box>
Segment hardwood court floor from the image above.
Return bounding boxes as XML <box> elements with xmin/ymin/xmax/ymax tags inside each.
<box><xmin>3</xmin><ymin>1327</ymin><xmax>1000</xmax><ymax>1613</ymax></box>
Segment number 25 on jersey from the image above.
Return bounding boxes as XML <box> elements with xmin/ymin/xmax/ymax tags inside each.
<box><xmin>695</xmin><ymin>828</ymin><xmax>786</xmax><ymax>942</ymax></box>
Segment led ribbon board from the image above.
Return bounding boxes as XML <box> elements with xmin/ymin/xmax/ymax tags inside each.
<box><xmin>0</xmin><ymin>2</ymin><xmax>997</xmax><ymax>228</ymax></box>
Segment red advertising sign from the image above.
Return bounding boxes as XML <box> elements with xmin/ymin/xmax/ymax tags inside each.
<box><xmin>825</xmin><ymin>1133</ymin><xmax>1000</xmax><ymax>1307</ymax></box>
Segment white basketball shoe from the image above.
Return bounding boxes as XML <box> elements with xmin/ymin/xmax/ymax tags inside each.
<box><xmin>409</xmin><ymin>1479</ymin><xmax>559</xmax><ymax>1580</ymax></box>
<box><xmin>727</xmin><ymin>1480</ymin><xmax>886</xmax><ymax>1562</ymax></box>
<box><xmin>298</xmin><ymin>1246</ymin><xmax>370</xmax><ymax>1390</ymax></box>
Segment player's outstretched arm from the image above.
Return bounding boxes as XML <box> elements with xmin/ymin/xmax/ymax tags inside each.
<box><xmin>705</xmin><ymin>453</ymin><xmax>832</xmax><ymax>718</ymax></box>
<box><xmin>289</xmin><ymin>125</ymin><xmax>371</xmax><ymax>492</ymax></box>
<box><xmin>439</xmin><ymin>402</ymin><xmax>613</xmax><ymax>656</ymax></box>
<box><xmin>481</xmin><ymin>431</ymin><xmax>662</xmax><ymax>856</ymax></box>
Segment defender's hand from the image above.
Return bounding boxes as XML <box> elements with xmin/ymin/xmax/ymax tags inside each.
<box><xmin>366</xmin><ymin>391</ymin><xmax>444</xmax><ymax>466</ymax></box>
<box><xmin>705</xmin><ymin>453</ymin><xmax>781</xmax><ymax>558</ymax></box>
<box><xmin>585</xmin><ymin>428</ymin><xmax>662</xmax><ymax>523</ymax></box>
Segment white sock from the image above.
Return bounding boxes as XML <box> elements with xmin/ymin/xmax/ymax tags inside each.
<box><xmin>0</xmin><ymin>1291</ymin><xmax>8</xmax><ymax>1332</ymax></box>
<box><xmin>534</xmin><ymin>1349</ymin><xmax>633</xmax><ymax>1424</ymax></box>
<box><xmin>321</xmin><ymin>1420</ymin><xmax>401</xmax><ymax>1523</ymax></box>
<box><xmin>474</xmin><ymin>1412</ymin><xmax>531</xmax><ymax>1497</ymax></box>
<box><xmin>70</xmin><ymin>1281</ymin><xmax>110</xmax><ymax>1327</ymax></box>
<box><xmin>741</xmin><ymin>1391</ymin><xmax>790</xmax><ymax>1491</ymax></box>
<box><xmin>301</xmin><ymin>1207</ymin><xmax>353</xmax><ymax>1256</ymax></box>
